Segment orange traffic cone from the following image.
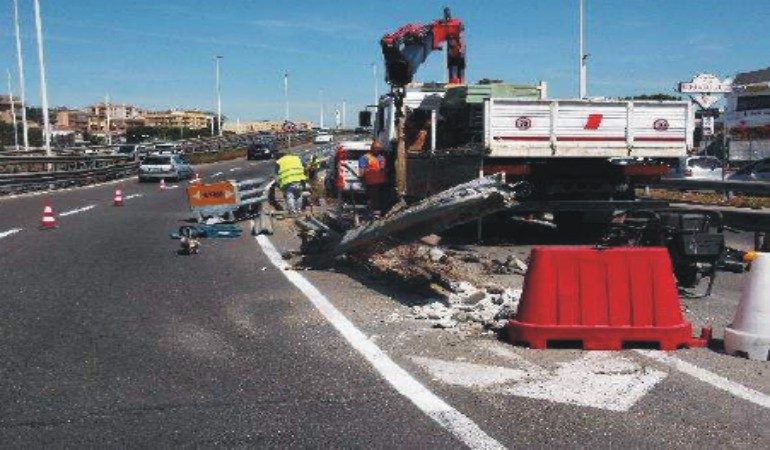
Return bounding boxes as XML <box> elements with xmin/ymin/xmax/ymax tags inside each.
<box><xmin>40</xmin><ymin>203</ymin><xmax>57</xmax><ymax>229</ymax></box>
<box><xmin>159</xmin><ymin>178</ymin><xmax>166</xmax><ymax>191</ymax></box>
<box><xmin>113</xmin><ymin>187</ymin><xmax>124</xmax><ymax>206</ymax></box>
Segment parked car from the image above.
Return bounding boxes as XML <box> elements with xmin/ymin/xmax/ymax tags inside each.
<box><xmin>324</xmin><ymin>141</ymin><xmax>370</xmax><ymax>196</ymax></box>
<box><xmin>313</xmin><ymin>133</ymin><xmax>334</xmax><ymax>144</ymax></box>
<box><xmin>727</xmin><ymin>158</ymin><xmax>770</xmax><ymax>182</ymax></box>
<box><xmin>247</xmin><ymin>140</ymin><xmax>276</xmax><ymax>160</ymax></box>
<box><xmin>138</xmin><ymin>154</ymin><xmax>193</xmax><ymax>182</ymax></box>
<box><xmin>153</xmin><ymin>143</ymin><xmax>182</xmax><ymax>154</ymax></box>
<box><xmin>667</xmin><ymin>156</ymin><xmax>724</xmax><ymax>180</ymax></box>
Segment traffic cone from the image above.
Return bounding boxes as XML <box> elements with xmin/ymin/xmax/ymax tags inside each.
<box><xmin>724</xmin><ymin>252</ymin><xmax>770</xmax><ymax>361</ymax></box>
<box><xmin>40</xmin><ymin>203</ymin><xmax>57</xmax><ymax>229</ymax></box>
<box><xmin>113</xmin><ymin>187</ymin><xmax>123</xmax><ymax>206</ymax></box>
<box><xmin>159</xmin><ymin>178</ymin><xmax>166</xmax><ymax>191</ymax></box>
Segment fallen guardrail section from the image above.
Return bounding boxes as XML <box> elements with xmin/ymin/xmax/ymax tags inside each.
<box><xmin>298</xmin><ymin>174</ymin><xmax>527</xmax><ymax>256</ymax></box>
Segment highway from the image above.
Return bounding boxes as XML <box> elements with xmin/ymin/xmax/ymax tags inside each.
<box><xmin>0</xmin><ymin>157</ymin><xmax>458</xmax><ymax>446</ymax></box>
<box><xmin>2</xmin><ymin>154</ymin><xmax>769</xmax><ymax>447</ymax></box>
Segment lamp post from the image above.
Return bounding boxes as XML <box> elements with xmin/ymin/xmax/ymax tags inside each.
<box><xmin>12</xmin><ymin>0</ymin><xmax>28</xmax><ymax>151</ymax></box>
<box><xmin>33</xmin><ymin>0</ymin><xmax>51</xmax><ymax>155</ymax></box>
<box><xmin>7</xmin><ymin>70</ymin><xmax>19</xmax><ymax>151</ymax></box>
<box><xmin>578</xmin><ymin>0</ymin><xmax>588</xmax><ymax>99</ymax></box>
<box><xmin>214</xmin><ymin>55</ymin><xmax>223</xmax><ymax>137</ymax></box>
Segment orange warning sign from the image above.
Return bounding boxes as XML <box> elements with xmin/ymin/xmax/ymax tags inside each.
<box><xmin>187</xmin><ymin>181</ymin><xmax>237</xmax><ymax>207</ymax></box>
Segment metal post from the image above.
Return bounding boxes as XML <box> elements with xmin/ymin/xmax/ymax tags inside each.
<box><xmin>105</xmin><ymin>94</ymin><xmax>111</xmax><ymax>146</ymax></box>
<box><xmin>395</xmin><ymin>91</ymin><xmax>407</xmax><ymax>201</ymax></box>
<box><xmin>215</xmin><ymin>55</ymin><xmax>223</xmax><ymax>137</ymax></box>
<box><xmin>342</xmin><ymin>99</ymin><xmax>346</xmax><ymax>129</ymax></box>
<box><xmin>13</xmin><ymin>0</ymin><xmax>29</xmax><ymax>151</ymax></box>
<box><xmin>319</xmin><ymin>89</ymin><xmax>324</xmax><ymax>129</ymax></box>
<box><xmin>33</xmin><ymin>0</ymin><xmax>51</xmax><ymax>155</ymax></box>
<box><xmin>284</xmin><ymin>71</ymin><xmax>289</xmax><ymax>121</ymax></box>
<box><xmin>578</xmin><ymin>0</ymin><xmax>587</xmax><ymax>99</ymax></box>
<box><xmin>7</xmin><ymin>70</ymin><xmax>19</xmax><ymax>152</ymax></box>
<box><xmin>430</xmin><ymin>109</ymin><xmax>437</xmax><ymax>154</ymax></box>
<box><xmin>373</xmin><ymin>63</ymin><xmax>378</xmax><ymax>105</ymax></box>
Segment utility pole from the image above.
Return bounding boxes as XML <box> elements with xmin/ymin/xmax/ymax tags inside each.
<box><xmin>319</xmin><ymin>89</ymin><xmax>324</xmax><ymax>129</ymax></box>
<box><xmin>8</xmin><ymin>70</ymin><xmax>19</xmax><ymax>152</ymax></box>
<box><xmin>13</xmin><ymin>0</ymin><xmax>28</xmax><ymax>151</ymax></box>
<box><xmin>284</xmin><ymin>71</ymin><xmax>289</xmax><ymax>121</ymax></box>
<box><xmin>578</xmin><ymin>0</ymin><xmax>587</xmax><ymax>99</ymax></box>
<box><xmin>105</xmin><ymin>94</ymin><xmax>111</xmax><ymax>146</ymax></box>
<box><xmin>33</xmin><ymin>0</ymin><xmax>51</xmax><ymax>155</ymax></box>
<box><xmin>214</xmin><ymin>55</ymin><xmax>223</xmax><ymax>137</ymax></box>
<box><xmin>372</xmin><ymin>63</ymin><xmax>378</xmax><ymax>105</ymax></box>
<box><xmin>342</xmin><ymin>99</ymin><xmax>346</xmax><ymax>129</ymax></box>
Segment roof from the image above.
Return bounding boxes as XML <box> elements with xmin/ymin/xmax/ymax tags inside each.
<box><xmin>734</xmin><ymin>67</ymin><xmax>770</xmax><ymax>86</ymax></box>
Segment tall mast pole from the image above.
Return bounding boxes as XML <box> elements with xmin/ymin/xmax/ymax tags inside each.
<box><xmin>8</xmin><ymin>70</ymin><xmax>19</xmax><ymax>151</ymax></box>
<box><xmin>214</xmin><ymin>55</ymin><xmax>223</xmax><ymax>137</ymax></box>
<box><xmin>33</xmin><ymin>0</ymin><xmax>51</xmax><ymax>155</ymax></box>
<box><xmin>578</xmin><ymin>0</ymin><xmax>587</xmax><ymax>99</ymax></box>
<box><xmin>13</xmin><ymin>0</ymin><xmax>29</xmax><ymax>151</ymax></box>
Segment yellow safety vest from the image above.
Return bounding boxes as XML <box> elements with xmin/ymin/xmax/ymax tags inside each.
<box><xmin>276</xmin><ymin>155</ymin><xmax>307</xmax><ymax>188</ymax></box>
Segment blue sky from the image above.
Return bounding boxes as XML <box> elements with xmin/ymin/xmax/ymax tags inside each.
<box><xmin>0</xmin><ymin>0</ymin><xmax>768</xmax><ymax>123</ymax></box>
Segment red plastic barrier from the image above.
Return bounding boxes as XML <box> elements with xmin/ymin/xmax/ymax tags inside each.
<box><xmin>508</xmin><ymin>246</ymin><xmax>707</xmax><ymax>350</ymax></box>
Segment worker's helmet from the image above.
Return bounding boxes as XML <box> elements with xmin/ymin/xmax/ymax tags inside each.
<box><xmin>370</xmin><ymin>140</ymin><xmax>383</xmax><ymax>153</ymax></box>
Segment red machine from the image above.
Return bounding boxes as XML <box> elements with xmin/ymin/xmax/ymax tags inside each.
<box><xmin>380</xmin><ymin>7</ymin><xmax>465</xmax><ymax>87</ymax></box>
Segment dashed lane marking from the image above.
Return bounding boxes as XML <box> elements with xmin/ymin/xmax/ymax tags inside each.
<box><xmin>0</xmin><ymin>228</ymin><xmax>22</xmax><ymax>239</ymax></box>
<box><xmin>59</xmin><ymin>205</ymin><xmax>96</xmax><ymax>217</ymax></box>
<box><xmin>636</xmin><ymin>350</ymin><xmax>770</xmax><ymax>410</ymax></box>
<box><xmin>212</xmin><ymin>171</ymin><xmax>223</xmax><ymax>177</ymax></box>
<box><xmin>124</xmin><ymin>194</ymin><xmax>143</xmax><ymax>200</ymax></box>
<box><xmin>255</xmin><ymin>234</ymin><xmax>504</xmax><ymax>450</ymax></box>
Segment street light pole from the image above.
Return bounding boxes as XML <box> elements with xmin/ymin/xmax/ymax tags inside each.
<box><xmin>33</xmin><ymin>0</ymin><xmax>51</xmax><ymax>155</ymax></box>
<box><xmin>7</xmin><ymin>70</ymin><xmax>19</xmax><ymax>152</ymax></box>
<box><xmin>284</xmin><ymin>71</ymin><xmax>289</xmax><ymax>122</ymax></box>
<box><xmin>578</xmin><ymin>0</ymin><xmax>587</xmax><ymax>99</ymax></box>
<box><xmin>372</xmin><ymin>63</ymin><xmax>378</xmax><ymax>105</ymax></box>
<box><xmin>319</xmin><ymin>89</ymin><xmax>324</xmax><ymax>129</ymax></box>
<box><xmin>105</xmin><ymin>93</ymin><xmax>111</xmax><ymax>146</ymax></box>
<box><xmin>12</xmin><ymin>0</ymin><xmax>29</xmax><ymax>151</ymax></box>
<box><xmin>214</xmin><ymin>55</ymin><xmax>223</xmax><ymax>137</ymax></box>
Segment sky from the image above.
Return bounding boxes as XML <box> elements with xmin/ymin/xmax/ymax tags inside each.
<box><xmin>0</xmin><ymin>0</ymin><xmax>768</xmax><ymax>124</ymax></box>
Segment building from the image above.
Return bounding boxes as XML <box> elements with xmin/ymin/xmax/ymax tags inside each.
<box><xmin>0</xmin><ymin>93</ymin><xmax>26</xmax><ymax>126</ymax></box>
<box><xmin>55</xmin><ymin>109</ymin><xmax>89</xmax><ymax>133</ymax></box>
<box><xmin>87</xmin><ymin>102</ymin><xmax>145</xmax><ymax>134</ymax></box>
<box><xmin>144</xmin><ymin>110</ymin><xmax>211</xmax><ymax>129</ymax></box>
<box><xmin>222</xmin><ymin>120</ymin><xmax>313</xmax><ymax>134</ymax></box>
<box><xmin>725</xmin><ymin>67</ymin><xmax>770</xmax><ymax>161</ymax></box>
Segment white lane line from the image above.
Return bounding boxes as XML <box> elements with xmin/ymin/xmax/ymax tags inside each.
<box><xmin>256</xmin><ymin>235</ymin><xmax>504</xmax><ymax>449</ymax></box>
<box><xmin>0</xmin><ymin>228</ymin><xmax>22</xmax><ymax>239</ymax></box>
<box><xmin>212</xmin><ymin>171</ymin><xmax>223</xmax><ymax>177</ymax></box>
<box><xmin>636</xmin><ymin>350</ymin><xmax>770</xmax><ymax>410</ymax></box>
<box><xmin>229</xmin><ymin>167</ymin><xmax>241</xmax><ymax>172</ymax></box>
<box><xmin>124</xmin><ymin>193</ymin><xmax>143</xmax><ymax>200</ymax></box>
<box><xmin>59</xmin><ymin>205</ymin><xmax>96</xmax><ymax>217</ymax></box>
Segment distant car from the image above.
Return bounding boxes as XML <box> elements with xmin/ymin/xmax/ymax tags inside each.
<box><xmin>727</xmin><ymin>158</ymin><xmax>770</xmax><ymax>182</ymax></box>
<box><xmin>113</xmin><ymin>144</ymin><xmax>147</xmax><ymax>160</ymax></box>
<box><xmin>153</xmin><ymin>143</ymin><xmax>182</xmax><ymax>154</ymax></box>
<box><xmin>667</xmin><ymin>156</ymin><xmax>724</xmax><ymax>180</ymax></box>
<box><xmin>138</xmin><ymin>154</ymin><xmax>193</xmax><ymax>182</ymax></box>
<box><xmin>325</xmin><ymin>141</ymin><xmax>371</xmax><ymax>196</ymax></box>
<box><xmin>247</xmin><ymin>141</ymin><xmax>276</xmax><ymax>160</ymax></box>
<box><xmin>313</xmin><ymin>133</ymin><xmax>334</xmax><ymax>144</ymax></box>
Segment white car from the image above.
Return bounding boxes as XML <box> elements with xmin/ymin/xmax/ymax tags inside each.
<box><xmin>138</xmin><ymin>154</ymin><xmax>193</xmax><ymax>182</ymax></box>
<box><xmin>313</xmin><ymin>133</ymin><xmax>333</xmax><ymax>144</ymax></box>
<box><xmin>667</xmin><ymin>156</ymin><xmax>724</xmax><ymax>180</ymax></box>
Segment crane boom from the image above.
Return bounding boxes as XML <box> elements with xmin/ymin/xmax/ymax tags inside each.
<box><xmin>380</xmin><ymin>7</ymin><xmax>465</xmax><ymax>87</ymax></box>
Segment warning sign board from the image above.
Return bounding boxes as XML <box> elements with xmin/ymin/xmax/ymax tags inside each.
<box><xmin>187</xmin><ymin>181</ymin><xmax>236</xmax><ymax>208</ymax></box>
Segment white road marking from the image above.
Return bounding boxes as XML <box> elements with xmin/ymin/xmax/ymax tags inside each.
<box><xmin>164</xmin><ymin>185</ymin><xmax>180</xmax><ymax>190</ymax></box>
<box><xmin>637</xmin><ymin>350</ymin><xmax>770</xmax><ymax>410</ymax></box>
<box><xmin>212</xmin><ymin>171</ymin><xmax>223</xmax><ymax>177</ymax></box>
<box><xmin>124</xmin><ymin>193</ymin><xmax>143</xmax><ymax>200</ymax></box>
<box><xmin>413</xmin><ymin>350</ymin><xmax>666</xmax><ymax>412</ymax></box>
<box><xmin>229</xmin><ymin>167</ymin><xmax>241</xmax><ymax>172</ymax></box>
<box><xmin>256</xmin><ymin>235</ymin><xmax>504</xmax><ymax>449</ymax></box>
<box><xmin>59</xmin><ymin>205</ymin><xmax>96</xmax><ymax>217</ymax></box>
<box><xmin>0</xmin><ymin>228</ymin><xmax>22</xmax><ymax>239</ymax></box>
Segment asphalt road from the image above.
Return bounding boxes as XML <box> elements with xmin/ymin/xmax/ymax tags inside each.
<box><xmin>0</xmin><ymin>157</ymin><xmax>459</xmax><ymax>446</ymax></box>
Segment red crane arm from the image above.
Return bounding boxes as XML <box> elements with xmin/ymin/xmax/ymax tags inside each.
<box><xmin>380</xmin><ymin>8</ymin><xmax>465</xmax><ymax>88</ymax></box>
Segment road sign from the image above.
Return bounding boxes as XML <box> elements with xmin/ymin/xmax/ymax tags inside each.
<box><xmin>678</xmin><ymin>73</ymin><xmax>732</xmax><ymax>94</ymax></box>
<box><xmin>187</xmin><ymin>181</ymin><xmax>236</xmax><ymax>208</ymax></box>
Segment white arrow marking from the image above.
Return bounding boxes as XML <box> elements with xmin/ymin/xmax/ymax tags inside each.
<box><xmin>59</xmin><ymin>205</ymin><xmax>95</xmax><ymax>217</ymax></box>
<box><xmin>412</xmin><ymin>351</ymin><xmax>666</xmax><ymax>412</ymax></box>
<box><xmin>636</xmin><ymin>350</ymin><xmax>770</xmax><ymax>410</ymax></box>
<box><xmin>0</xmin><ymin>228</ymin><xmax>22</xmax><ymax>239</ymax></box>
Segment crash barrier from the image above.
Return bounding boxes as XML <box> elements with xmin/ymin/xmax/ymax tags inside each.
<box><xmin>0</xmin><ymin>156</ymin><xmax>138</xmax><ymax>196</ymax></box>
<box><xmin>187</xmin><ymin>177</ymin><xmax>267</xmax><ymax>222</ymax></box>
<box><xmin>508</xmin><ymin>246</ymin><xmax>709</xmax><ymax>350</ymax></box>
<box><xmin>654</xmin><ymin>178</ymin><xmax>770</xmax><ymax>197</ymax></box>
<box><xmin>724</xmin><ymin>252</ymin><xmax>770</xmax><ymax>361</ymax></box>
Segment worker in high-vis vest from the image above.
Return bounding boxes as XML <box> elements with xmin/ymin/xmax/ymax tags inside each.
<box><xmin>275</xmin><ymin>152</ymin><xmax>308</xmax><ymax>215</ymax></box>
<box><xmin>358</xmin><ymin>140</ymin><xmax>388</xmax><ymax>218</ymax></box>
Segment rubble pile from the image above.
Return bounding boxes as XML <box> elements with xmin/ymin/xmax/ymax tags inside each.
<box><xmin>411</xmin><ymin>282</ymin><xmax>522</xmax><ymax>331</ymax></box>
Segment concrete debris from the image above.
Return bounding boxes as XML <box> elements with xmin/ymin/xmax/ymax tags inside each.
<box><xmin>487</xmin><ymin>255</ymin><xmax>529</xmax><ymax>275</ymax></box>
<box><xmin>428</xmin><ymin>247</ymin><xmax>446</xmax><ymax>262</ymax></box>
<box><xmin>420</xmin><ymin>234</ymin><xmax>442</xmax><ymax>246</ymax></box>
<box><xmin>411</xmin><ymin>287</ymin><xmax>521</xmax><ymax>330</ymax></box>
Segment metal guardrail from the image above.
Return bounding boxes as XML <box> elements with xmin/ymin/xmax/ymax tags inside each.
<box><xmin>654</xmin><ymin>178</ymin><xmax>770</xmax><ymax>197</ymax></box>
<box><xmin>0</xmin><ymin>161</ymin><xmax>138</xmax><ymax>195</ymax></box>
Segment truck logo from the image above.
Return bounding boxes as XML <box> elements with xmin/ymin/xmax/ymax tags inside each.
<box><xmin>584</xmin><ymin>114</ymin><xmax>603</xmax><ymax>130</ymax></box>
<box><xmin>653</xmin><ymin>119</ymin><xmax>669</xmax><ymax>131</ymax></box>
<box><xmin>515</xmin><ymin>116</ymin><xmax>532</xmax><ymax>130</ymax></box>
